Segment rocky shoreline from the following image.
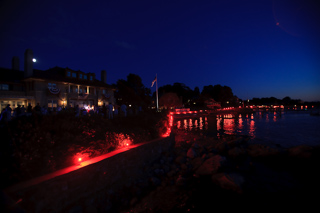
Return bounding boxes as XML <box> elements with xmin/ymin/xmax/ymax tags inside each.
<box><xmin>118</xmin><ymin>131</ymin><xmax>320</xmax><ymax>212</ymax></box>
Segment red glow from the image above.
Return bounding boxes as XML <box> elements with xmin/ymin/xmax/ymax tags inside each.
<box><xmin>74</xmin><ymin>152</ymin><xmax>90</xmax><ymax>165</ymax></box>
<box><xmin>161</xmin><ymin>115</ymin><xmax>173</xmax><ymax>137</ymax></box>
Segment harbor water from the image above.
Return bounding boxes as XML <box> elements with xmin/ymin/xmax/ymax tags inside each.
<box><xmin>173</xmin><ymin>110</ymin><xmax>320</xmax><ymax>148</ymax></box>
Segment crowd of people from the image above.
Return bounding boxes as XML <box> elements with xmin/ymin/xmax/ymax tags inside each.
<box><xmin>0</xmin><ymin>102</ymin><xmax>142</xmax><ymax>125</ymax></box>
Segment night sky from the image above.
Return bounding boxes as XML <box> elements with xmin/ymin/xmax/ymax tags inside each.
<box><xmin>1</xmin><ymin>0</ymin><xmax>319</xmax><ymax>101</ymax></box>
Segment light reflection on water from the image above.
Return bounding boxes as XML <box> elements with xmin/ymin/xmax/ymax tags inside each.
<box><xmin>174</xmin><ymin>113</ymin><xmax>257</xmax><ymax>138</ymax></box>
<box><xmin>173</xmin><ymin>111</ymin><xmax>320</xmax><ymax>148</ymax></box>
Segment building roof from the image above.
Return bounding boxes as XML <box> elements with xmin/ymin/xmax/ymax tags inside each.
<box><xmin>0</xmin><ymin>67</ymin><xmax>25</xmax><ymax>83</ymax></box>
<box><xmin>0</xmin><ymin>66</ymin><xmax>113</xmax><ymax>89</ymax></box>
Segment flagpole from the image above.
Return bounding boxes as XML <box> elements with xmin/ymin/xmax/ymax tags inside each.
<box><xmin>156</xmin><ymin>73</ymin><xmax>158</xmax><ymax>111</ymax></box>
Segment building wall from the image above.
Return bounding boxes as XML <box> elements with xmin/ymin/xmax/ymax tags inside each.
<box><xmin>1</xmin><ymin>74</ymin><xmax>114</xmax><ymax>112</ymax></box>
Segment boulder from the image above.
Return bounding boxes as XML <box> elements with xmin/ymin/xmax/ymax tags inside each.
<box><xmin>190</xmin><ymin>157</ymin><xmax>204</xmax><ymax>171</ymax></box>
<box><xmin>150</xmin><ymin>177</ymin><xmax>161</xmax><ymax>186</ymax></box>
<box><xmin>228</xmin><ymin>147</ymin><xmax>246</xmax><ymax>158</ymax></box>
<box><xmin>175</xmin><ymin>175</ymin><xmax>187</xmax><ymax>186</ymax></box>
<box><xmin>288</xmin><ymin>145</ymin><xmax>313</xmax><ymax>158</ymax></box>
<box><xmin>195</xmin><ymin>155</ymin><xmax>226</xmax><ymax>176</ymax></box>
<box><xmin>211</xmin><ymin>173</ymin><xmax>244</xmax><ymax>194</ymax></box>
<box><xmin>175</xmin><ymin>155</ymin><xmax>186</xmax><ymax>164</ymax></box>
<box><xmin>247</xmin><ymin>144</ymin><xmax>280</xmax><ymax>157</ymax></box>
<box><xmin>187</xmin><ymin>147</ymin><xmax>197</xmax><ymax>158</ymax></box>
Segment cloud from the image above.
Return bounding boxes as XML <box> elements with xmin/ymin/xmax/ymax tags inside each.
<box><xmin>115</xmin><ymin>41</ymin><xmax>136</xmax><ymax>50</ymax></box>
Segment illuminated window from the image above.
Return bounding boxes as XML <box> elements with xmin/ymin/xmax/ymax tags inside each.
<box><xmin>90</xmin><ymin>76</ymin><xmax>93</xmax><ymax>80</ymax></box>
<box><xmin>48</xmin><ymin>100</ymin><xmax>58</xmax><ymax>108</ymax></box>
<box><xmin>72</xmin><ymin>73</ymin><xmax>77</xmax><ymax>78</ymax></box>
<box><xmin>83</xmin><ymin>75</ymin><xmax>87</xmax><ymax>80</ymax></box>
<box><xmin>67</xmin><ymin>71</ymin><xmax>71</xmax><ymax>77</ymax></box>
<box><xmin>0</xmin><ymin>84</ymin><xmax>9</xmax><ymax>90</ymax></box>
<box><xmin>79</xmin><ymin>74</ymin><xmax>82</xmax><ymax>79</ymax></box>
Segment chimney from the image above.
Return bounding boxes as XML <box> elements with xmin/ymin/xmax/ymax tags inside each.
<box><xmin>101</xmin><ymin>70</ymin><xmax>107</xmax><ymax>84</ymax></box>
<box><xmin>24</xmin><ymin>49</ymin><xmax>33</xmax><ymax>77</ymax></box>
<box><xmin>12</xmin><ymin>56</ymin><xmax>20</xmax><ymax>70</ymax></box>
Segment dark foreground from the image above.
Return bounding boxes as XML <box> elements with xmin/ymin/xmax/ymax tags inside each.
<box><xmin>123</xmin><ymin>131</ymin><xmax>320</xmax><ymax>212</ymax></box>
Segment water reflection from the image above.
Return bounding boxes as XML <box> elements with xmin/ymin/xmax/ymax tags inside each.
<box><xmin>174</xmin><ymin>113</ymin><xmax>258</xmax><ymax>138</ymax></box>
<box><xmin>173</xmin><ymin>111</ymin><xmax>319</xmax><ymax>148</ymax></box>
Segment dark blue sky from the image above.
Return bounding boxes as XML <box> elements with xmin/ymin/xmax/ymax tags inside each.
<box><xmin>1</xmin><ymin>0</ymin><xmax>319</xmax><ymax>101</ymax></box>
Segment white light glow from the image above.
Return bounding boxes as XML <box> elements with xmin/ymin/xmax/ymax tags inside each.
<box><xmin>32</xmin><ymin>58</ymin><xmax>37</xmax><ymax>62</ymax></box>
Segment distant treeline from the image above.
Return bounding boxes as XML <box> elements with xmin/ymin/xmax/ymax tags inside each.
<box><xmin>249</xmin><ymin>96</ymin><xmax>320</xmax><ymax>107</ymax></box>
<box><xmin>112</xmin><ymin>73</ymin><xmax>319</xmax><ymax>108</ymax></box>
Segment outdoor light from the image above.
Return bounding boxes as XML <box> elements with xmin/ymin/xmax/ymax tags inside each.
<box><xmin>32</xmin><ymin>58</ymin><xmax>37</xmax><ymax>62</ymax></box>
<box><xmin>78</xmin><ymin>157</ymin><xmax>82</xmax><ymax>162</ymax></box>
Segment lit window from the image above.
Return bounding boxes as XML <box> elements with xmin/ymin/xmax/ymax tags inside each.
<box><xmin>1</xmin><ymin>84</ymin><xmax>9</xmax><ymax>90</ymax></box>
<box><xmin>67</xmin><ymin>71</ymin><xmax>71</xmax><ymax>77</ymax></box>
<box><xmin>83</xmin><ymin>75</ymin><xmax>87</xmax><ymax>80</ymax></box>
<box><xmin>48</xmin><ymin>100</ymin><xmax>58</xmax><ymax>108</ymax></box>
<box><xmin>90</xmin><ymin>76</ymin><xmax>93</xmax><ymax>80</ymax></box>
<box><xmin>72</xmin><ymin>73</ymin><xmax>77</xmax><ymax>78</ymax></box>
<box><xmin>79</xmin><ymin>74</ymin><xmax>82</xmax><ymax>79</ymax></box>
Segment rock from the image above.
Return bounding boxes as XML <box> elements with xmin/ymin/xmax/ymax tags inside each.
<box><xmin>211</xmin><ymin>173</ymin><xmax>244</xmax><ymax>194</ymax></box>
<box><xmin>167</xmin><ymin>170</ymin><xmax>176</xmax><ymax>177</ymax></box>
<box><xmin>150</xmin><ymin>177</ymin><xmax>161</xmax><ymax>186</ymax></box>
<box><xmin>226</xmin><ymin>137</ymin><xmax>244</xmax><ymax>148</ymax></box>
<box><xmin>69</xmin><ymin>205</ymin><xmax>82</xmax><ymax>213</ymax></box>
<box><xmin>162</xmin><ymin>165</ymin><xmax>170</xmax><ymax>173</ymax></box>
<box><xmin>154</xmin><ymin>168</ymin><xmax>165</xmax><ymax>176</ymax></box>
<box><xmin>181</xmin><ymin>163</ymin><xmax>188</xmax><ymax>170</ymax></box>
<box><xmin>175</xmin><ymin>175</ymin><xmax>187</xmax><ymax>186</ymax></box>
<box><xmin>288</xmin><ymin>145</ymin><xmax>313</xmax><ymax>158</ymax></box>
<box><xmin>228</xmin><ymin>147</ymin><xmax>246</xmax><ymax>158</ymax></box>
<box><xmin>193</xmin><ymin>143</ymin><xmax>200</xmax><ymax>149</ymax></box>
<box><xmin>190</xmin><ymin>157</ymin><xmax>203</xmax><ymax>171</ymax></box>
<box><xmin>195</xmin><ymin>155</ymin><xmax>226</xmax><ymax>176</ymax></box>
<box><xmin>187</xmin><ymin>147</ymin><xmax>197</xmax><ymax>158</ymax></box>
<box><xmin>214</xmin><ymin>142</ymin><xmax>229</xmax><ymax>153</ymax></box>
<box><xmin>175</xmin><ymin>155</ymin><xmax>186</xmax><ymax>164</ymax></box>
<box><xmin>247</xmin><ymin>144</ymin><xmax>280</xmax><ymax>157</ymax></box>
<box><xmin>130</xmin><ymin>197</ymin><xmax>138</xmax><ymax>206</ymax></box>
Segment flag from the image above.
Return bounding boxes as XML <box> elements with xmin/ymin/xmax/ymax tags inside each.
<box><xmin>151</xmin><ymin>76</ymin><xmax>157</xmax><ymax>87</ymax></box>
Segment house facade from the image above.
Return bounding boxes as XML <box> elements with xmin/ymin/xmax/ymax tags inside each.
<box><xmin>0</xmin><ymin>49</ymin><xmax>115</xmax><ymax>112</ymax></box>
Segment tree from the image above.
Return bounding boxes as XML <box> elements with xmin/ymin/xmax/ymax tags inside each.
<box><xmin>201</xmin><ymin>84</ymin><xmax>234</xmax><ymax>106</ymax></box>
<box><xmin>115</xmin><ymin>74</ymin><xmax>151</xmax><ymax>110</ymax></box>
<box><xmin>156</xmin><ymin>82</ymin><xmax>194</xmax><ymax>106</ymax></box>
